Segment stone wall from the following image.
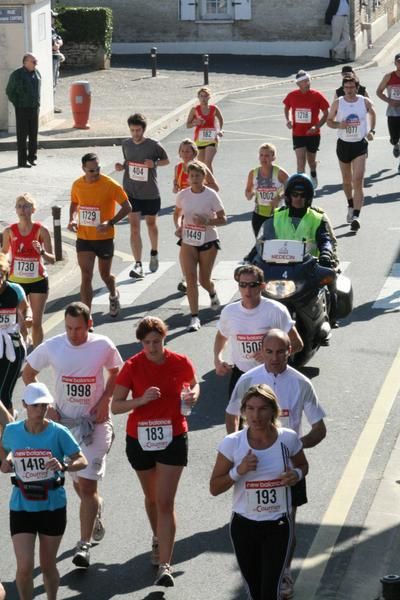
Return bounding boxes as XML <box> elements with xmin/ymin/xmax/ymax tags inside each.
<box><xmin>62</xmin><ymin>41</ymin><xmax>110</xmax><ymax>69</ymax></box>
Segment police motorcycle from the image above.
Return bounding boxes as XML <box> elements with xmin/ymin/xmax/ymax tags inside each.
<box><xmin>251</xmin><ymin>174</ymin><xmax>353</xmax><ymax>367</ymax></box>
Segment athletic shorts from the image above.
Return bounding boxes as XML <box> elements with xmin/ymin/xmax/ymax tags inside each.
<box><xmin>177</xmin><ymin>239</ymin><xmax>221</xmax><ymax>252</ymax></box>
<box><xmin>293</xmin><ymin>135</ymin><xmax>320</xmax><ymax>153</ymax></box>
<box><xmin>76</xmin><ymin>238</ymin><xmax>114</xmax><ymax>259</ymax></box>
<box><xmin>10</xmin><ymin>507</ymin><xmax>66</xmax><ymax>536</ymax></box>
<box><xmin>291</xmin><ymin>477</ymin><xmax>308</xmax><ymax>507</ymax></box>
<box><xmin>69</xmin><ymin>421</ymin><xmax>114</xmax><ymax>482</ymax></box>
<box><xmin>195</xmin><ymin>142</ymin><xmax>217</xmax><ymax>148</ymax></box>
<box><xmin>128</xmin><ymin>196</ymin><xmax>161</xmax><ymax>216</ymax></box>
<box><xmin>18</xmin><ymin>278</ymin><xmax>49</xmax><ymax>295</ymax></box>
<box><xmin>126</xmin><ymin>433</ymin><xmax>188</xmax><ymax>471</ymax></box>
<box><xmin>336</xmin><ymin>138</ymin><xmax>368</xmax><ymax>163</ymax></box>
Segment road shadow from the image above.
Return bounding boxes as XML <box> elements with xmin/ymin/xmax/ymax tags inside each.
<box><xmin>364</xmin><ymin>168</ymin><xmax>398</xmax><ymax>186</ymax></box>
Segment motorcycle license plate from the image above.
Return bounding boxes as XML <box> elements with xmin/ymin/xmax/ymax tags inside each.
<box><xmin>262</xmin><ymin>240</ymin><xmax>305</xmax><ymax>263</ymax></box>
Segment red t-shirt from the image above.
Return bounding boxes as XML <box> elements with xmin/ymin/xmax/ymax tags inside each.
<box><xmin>283</xmin><ymin>89</ymin><xmax>330</xmax><ymax>136</ymax></box>
<box><xmin>116</xmin><ymin>348</ymin><xmax>196</xmax><ymax>438</ymax></box>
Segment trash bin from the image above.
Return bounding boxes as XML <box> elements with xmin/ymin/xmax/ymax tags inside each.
<box><xmin>381</xmin><ymin>574</ymin><xmax>400</xmax><ymax>600</ymax></box>
<box><xmin>70</xmin><ymin>80</ymin><xmax>91</xmax><ymax>129</ymax></box>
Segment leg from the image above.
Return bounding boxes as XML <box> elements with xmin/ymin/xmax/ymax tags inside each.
<box><xmin>251</xmin><ymin>212</ymin><xmax>266</xmax><ymax>238</ymax></box>
<box><xmin>286</xmin><ymin>506</ymin><xmax>297</xmax><ymax>568</ymax></box>
<box><xmin>261</xmin><ymin>519</ymin><xmax>291</xmax><ymax>600</ymax></box>
<box><xmin>294</xmin><ymin>147</ymin><xmax>307</xmax><ymax>173</ymax></box>
<box><xmin>180</xmin><ymin>245</ymin><xmax>200</xmax><ymax>315</ymax></box>
<box><xmin>12</xmin><ymin>533</ymin><xmax>36</xmax><ymax>600</ymax></box>
<box><xmin>135</xmin><ymin>468</ymin><xmax>158</xmax><ymax>536</ymax></box>
<box><xmin>351</xmin><ymin>154</ymin><xmax>367</xmax><ymax>212</ymax></box>
<box><xmin>306</xmin><ymin>150</ymin><xmax>317</xmax><ymax>173</ymax></box>
<box><xmin>128</xmin><ymin>211</ymin><xmax>142</xmax><ymax>262</ymax></box>
<box><xmin>198</xmin><ymin>245</ymin><xmax>218</xmax><ymax>295</ymax></box>
<box><xmin>202</xmin><ymin>145</ymin><xmax>218</xmax><ymax>172</ymax></box>
<box><xmin>230</xmin><ymin>514</ymin><xmax>262</xmax><ymax>600</ymax></box>
<box><xmin>145</xmin><ymin>214</ymin><xmax>158</xmax><ymax>253</ymax></box>
<box><xmin>77</xmin><ymin>251</ymin><xmax>96</xmax><ymax>310</ymax></box>
<box><xmin>155</xmin><ymin>464</ymin><xmax>184</xmax><ymax>565</ymax></box>
<box><xmin>387</xmin><ymin>116</ymin><xmax>400</xmax><ymax>147</ymax></box>
<box><xmin>39</xmin><ymin>534</ymin><xmax>63</xmax><ymax>600</ymax></box>
<box><xmin>338</xmin><ymin>160</ymin><xmax>353</xmax><ymax>202</ymax></box>
<box><xmin>98</xmin><ymin>257</ymin><xmax>116</xmax><ymax>297</ymax></box>
<box><xmin>27</xmin><ymin>292</ymin><xmax>48</xmax><ymax>347</ymax></box>
<box><xmin>27</xmin><ymin>108</ymin><xmax>39</xmax><ymax>163</ymax></box>
<box><xmin>15</xmin><ymin>108</ymin><xmax>28</xmax><ymax>166</ymax></box>
<box><xmin>197</xmin><ymin>147</ymin><xmax>206</xmax><ymax>164</ymax></box>
<box><xmin>0</xmin><ymin>344</ymin><xmax>25</xmax><ymax>411</ymax></box>
<box><xmin>75</xmin><ymin>477</ymin><xmax>100</xmax><ymax>543</ymax></box>
<box><xmin>331</xmin><ymin>15</ymin><xmax>345</xmax><ymax>57</ymax></box>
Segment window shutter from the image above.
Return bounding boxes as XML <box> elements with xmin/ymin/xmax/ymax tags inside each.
<box><xmin>180</xmin><ymin>0</ymin><xmax>197</xmax><ymax>20</ymax></box>
<box><xmin>233</xmin><ymin>0</ymin><xmax>251</xmax><ymax>19</ymax></box>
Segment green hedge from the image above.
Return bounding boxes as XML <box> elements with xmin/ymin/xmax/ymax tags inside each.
<box><xmin>57</xmin><ymin>7</ymin><xmax>113</xmax><ymax>57</ymax></box>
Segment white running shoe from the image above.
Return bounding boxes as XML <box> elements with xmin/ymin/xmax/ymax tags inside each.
<box><xmin>188</xmin><ymin>316</ymin><xmax>201</xmax><ymax>332</ymax></box>
<box><xmin>310</xmin><ymin>174</ymin><xmax>318</xmax><ymax>189</ymax></box>
<box><xmin>109</xmin><ymin>293</ymin><xmax>120</xmax><ymax>318</ymax></box>
<box><xmin>350</xmin><ymin>217</ymin><xmax>360</xmax><ymax>232</ymax></box>
<box><xmin>129</xmin><ymin>262</ymin><xmax>144</xmax><ymax>279</ymax></box>
<box><xmin>154</xmin><ymin>563</ymin><xmax>174</xmax><ymax>587</ymax></box>
<box><xmin>72</xmin><ymin>541</ymin><xmax>91</xmax><ymax>568</ymax></box>
<box><xmin>210</xmin><ymin>293</ymin><xmax>221</xmax><ymax>311</ymax></box>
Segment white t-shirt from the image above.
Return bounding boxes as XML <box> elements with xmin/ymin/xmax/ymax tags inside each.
<box><xmin>175</xmin><ymin>186</ymin><xmax>224</xmax><ymax>244</ymax></box>
<box><xmin>337</xmin><ymin>96</ymin><xmax>368</xmax><ymax>142</ymax></box>
<box><xmin>226</xmin><ymin>364</ymin><xmax>326</xmax><ymax>436</ymax></box>
<box><xmin>218</xmin><ymin>427</ymin><xmax>302</xmax><ymax>521</ymax></box>
<box><xmin>217</xmin><ymin>298</ymin><xmax>294</xmax><ymax>373</ymax></box>
<box><xmin>27</xmin><ymin>333</ymin><xmax>123</xmax><ymax>419</ymax></box>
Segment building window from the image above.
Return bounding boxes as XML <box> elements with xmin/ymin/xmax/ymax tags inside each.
<box><xmin>180</xmin><ymin>0</ymin><xmax>251</xmax><ymax>21</ymax></box>
<box><xmin>201</xmin><ymin>0</ymin><xmax>232</xmax><ymax>19</ymax></box>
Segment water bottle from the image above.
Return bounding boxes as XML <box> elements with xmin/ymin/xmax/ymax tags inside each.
<box><xmin>180</xmin><ymin>383</ymin><xmax>192</xmax><ymax>416</ymax></box>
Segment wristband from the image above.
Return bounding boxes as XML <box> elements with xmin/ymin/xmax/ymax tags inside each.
<box><xmin>40</xmin><ymin>249</ymin><xmax>45</xmax><ymax>256</ymax></box>
<box><xmin>108</xmin><ymin>219</ymin><xmax>115</xmax><ymax>227</ymax></box>
<box><xmin>369</xmin><ymin>129</ymin><xmax>375</xmax><ymax>134</ymax></box>
<box><xmin>60</xmin><ymin>462</ymin><xmax>68</xmax><ymax>473</ymax></box>
<box><xmin>294</xmin><ymin>467</ymin><xmax>303</xmax><ymax>481</ymax></box>
<box><xmin>229</xmin><ymin>466</ymin><xmax>241</xmax><ymax>482</ymax></box>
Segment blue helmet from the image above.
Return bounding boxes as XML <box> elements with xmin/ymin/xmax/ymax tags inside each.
<box><xmin>284</xmin><ymin>173</ymin><xmax>314</xmax><ymax>208</ymax></box>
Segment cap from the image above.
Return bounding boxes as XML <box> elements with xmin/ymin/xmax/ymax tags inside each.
<box><xmin>23</xmin><ymin>382</ymin><xmax>54</xmax><ymax>405</ymax></box>
<box><xmin>51</xmin><ymin>9</ymin><xmax>58</xmax><ymax>17</ymax></box>
<box><xmin>395</xmin><ymin>53</ymin><xmax>400</xmax><ymax>61</ymax></box>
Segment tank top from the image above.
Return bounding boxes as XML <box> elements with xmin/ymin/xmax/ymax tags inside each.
<box><xmin>336</xmin><ymin>95</ymin><xmax>368</xmax><ymax>142</ymax></box>
<box><xmin>175</xmin><ymin>162</ymin><xmax>189</xmax><ymax>191</ymax></box>
<box><xmin>0</xmin><ymin>281</ymin><xmax>24</xmax><ymax>337</ymax></box>
<box><xmin>9</xmin><ymin>223</ymin><xmax>47</xmax><ymax>284</ymax></box>
<box><xmin>194</xmin><ymin>105</ymin><xmax>218</xmax><ymax>147</ymax></box>
<box><xmin>386</xmin><ymin>71</ymin><xmax>400</xmax><ymax>117</ymax></box>
<box><xmin>253</xmin><ymin>165</ymin><xmax>283</xmax><ymax>217</ymax></box>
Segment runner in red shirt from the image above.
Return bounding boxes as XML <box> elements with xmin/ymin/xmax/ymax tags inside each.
<box><xmin>283</xmin><ymin>71</ymin><xmax>330</xmax><ymax>190</ymax></box>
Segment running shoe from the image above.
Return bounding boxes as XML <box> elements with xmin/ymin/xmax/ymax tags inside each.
<box><xmin>129</xmin><ymin>262</ymin><xmax>144</xmax><ymax>279</ymax></box>
<box><xmin>149</xmin><ymin>253</ymin><xmax>159</xmax><ymax>273</ymax></box>
<box><xmin>151</xmin><ymin>536</ymin><xmax>160</xmax><ymax>566</ymax></box>
<box><xmin>350</xmin><ymin>217</ymin><xmax>360</xmax><ymax>232</ymax></box>
<box><xmin>280</xmin><ymin>571</ymin><xmax>294</xmax><ymax>599</ymax></box>
<box><xmin>177</xmin><ymin>279</ymin><xmax>187</xmax><ymax>294</ymax></box>
<box><xmin>188</xmin><ymin>316</ymin><xmax>201</xmax><ymax>332</ymax></box>
<box><xmin>310</xmin><ymin>174</ymin><xmax>318</xmax><ymax>189</ymax></box>
<box><xmin>346</xmin><ymin>207</ymin><xmax>354</xmax><ymax>224</ymax></box>
<box><xmin>72</xmin><ymin>541</ymin><xmax>91</xmax><ymax>568</ymax></box>
<box><xmin>92</xmin><ymin>498</ymin><xmax>105</xmax><ymax>542</ymax></box>
<box><xmin>210</xmin><ymin>293</ymin><xmax>221</xmax><ymax>311</ymax></box>
<box><xmin>154</xmin><ymin>563</ymin><xmax>174</xmax><ymax>587</ymax></box>
<box><xmin>109</xmin><ymin>293</ymin><xmax>120</xmax><ymax>318</ymax></box>
<box><xmin>393</xmin><ymin>143</ymin><xmax>400</xmax><ymax>158</ymax></box>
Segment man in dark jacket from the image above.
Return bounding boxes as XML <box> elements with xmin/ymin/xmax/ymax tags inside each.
<box><xmin>325</xmin><ymin>0</ymin><xmax>351</xmax><ymax>62</ymax></box>
<box><xmin>6</xmin><ymin>53</ymin><xmax>41</xmax><ymax>168</ymax></box>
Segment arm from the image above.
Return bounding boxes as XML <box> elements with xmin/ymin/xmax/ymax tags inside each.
<box><xmin>1</xmin><ymin>227</ymin><xmax>11</xmax><ymax>254</ymax></box>
<box><xmin>0</xmin><ymin>401</ymin><xmax>13</xmax><ymax>427</ymax></box>
<box><xmin>225</xmin><ymin>412</ymin><xmax>239</xmax><ymax>434</ymax></box>
<box><xmin>22</xmin><ymin>362</ymin><xmax>39</xmax><ymax>385</ymax></box>
<box><xmin>215</xmin><ymin>106</ymin><xmax>224</xmax><ymax>132</ymax></box>
<box><xmin>210</xmin><ymin>448</ymin><xmax>258</xmax><ymax>496</ymax></box>
<box><xmin>111</xmin><ymin>199</ymin><xmax>131</xmax><ymax>224</ymax></box>
<box><xmin>68</xmin><ymin>201</ymin><xmax>79</xmax><ymax>232</ymax></box>
<box><xmin>214</xmin><ymin>330</ymin><xmax>233</xmax><ymax>376</ymax></box>
<box><xmin>281</xmin><ymin>449</ymin><xmax>309</xmax><ymax>486</ymax></box>
<box><xmin>284</xmin><ymin>105</ymin><xmax>292</xmax><ymax>129</ymax></box>
<box><xmin>326</xmin><ymin>99</ymin><xmax>340</xmax><ymax>129</ymax></box>
<box><xmin>46</xmin><ymin>450</ymin><xmax>87</xmax><ymax>474</ymax></box>
<box><xmin>173</xmin><ymin>205</ymin><xmax>183</xmax><ymax>238</ymax></box>
<box><xmin>186</xmin><ymin>107</ymin><xmax>199</xmax><ymax>128</ymax></box>
<box><xmin>288</xmin><ymin>326</ymin><xmax>303</xmax><ymax>353</ymax></box>
<box><xmin>172</xmin><ymin>165</ymin><xmax>179</xmax><ymax>193</ymax></box>
<box><xmin>301</xmin><ymin>419</ymin><xmax>326</xmax><ymax>449</ymax></box>
<box><xmin>376</xmin><ymin>73</ymin><xmax>392</xmax><ymax>104</ymax></box>
<box><xmin>111</xmin><ymin>383</ymin><xmax>161</xmax><ymax>415</ymax></box>
<box><xmin>316</xmin><ymin>219</ymin><xmax>333</xmax><ymax>255</ymax></box>
<box><xmin>245</xmin><ymin>170</ymin><xmax>255</xmax><ymax>201</ymax></box>
<box><xmin>194</xmin><ymin>208</ymin><xmax>227</xmax><ymax>228</ymax></box>
<box><xmin>366</xmin><ymin>101</ymin><xmax>376</xmax><ymax>139</ymax></box>
<box><xmin>34</xmin><ymin>226</ymin><xmax>55</xmax><ymax>264</ymax></box>
<box><xmin>204</xmin><ymin>166</ymin><xmax>219</xmax><ymax>191</ymax></box>
<box><xmin>89</xmin><ymin>367</ymin><xmax>120</xmax><ymax>423</ymax></box>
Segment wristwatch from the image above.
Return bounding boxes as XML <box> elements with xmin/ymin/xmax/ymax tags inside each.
<box><xmin>60</xmin><ymin>462</ymin><xmax>68</xmax><ymax>473</ymax></box>
<box><xmin>40</xmin><ymin>249</ymin><xmax>45</xmax><ymax>256</ymax></box>
<box><xmin>369</xmin><ymin>129</ymin><xmax>376</xmax><ymax>134</ymax></box>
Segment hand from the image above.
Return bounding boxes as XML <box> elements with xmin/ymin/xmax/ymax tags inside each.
<box><xmin>90</xmin><ymin>398</ymin><xmax>110</xmax><ymax>423</ymax></box>
<box><xmin>182</xmin><ymin>388</ymin><xmax>197</xmax><ymax>408</ymax></box>
<box><xmin>1</xmin><ymin>459</ymin><xmax>13</xmax><ymax>474</ymax></box>
<box><xmin>193</xmin><ymin>214</ymin><xmax>208</xmax><ymax>226</ymax></box>
<box><xmin>45</xmin><ymin>457</ymin><xmax>62</xmax><ymax>472</ymax></box>
<box><xmin>389</xmin><ymin>99</ymin><xmax>400</xmax><ymax>108</ymax></box>
<box><xmin>141</xmin><ymin>386</ymin><xmax>161</xmax><ymax>406</ymax></box>
<box><xmin>237</xmin><ymin>449</ymin><xmax>258</xmax><ymax>475</ymax></box>
<box><xmin>175</xmin><ymin>226</ymin><xmax>183</xmax><ymax>238</ymax></box>
<box><xmin>215</xmin><ymin>359</ymin><xmax>233</xmax><ymax>376</ymax></box>
<box><xmin>173</xmin><ymin>184</ymin><xmax>179</xmax><ymax>194</ymax></box>
<box><xmin>338</xmin><ymin>120</ymin><xmax>348</xmax><ymax>130</ymax></box>
<box><xmin>31</xmin><ymin>240</ymin><xmax>42</xmax><ymax>255</ymax></box>
<box><xmin>306</xmin><ymin>125</ymin><xmax>318</xmax><ymax>134</ymax></box>
<box><xmin>23</xmin><ymin>315</ymin><xmax>33</xmax><ymax>329</ymax></box>
<box><xmin>96</xmin><ymin>221</ymin><xmax>112</xmax><ymax>234</ymax></box>
<box><xmin>280</xmin><ymin>469</ymin><xmax>301</xmax><ymax>486</ymax></box>
<box><xmin>67</xmin><ymin>221</ymin><xmax>78</xmax><ymax>232</ymax></box>
<box><xmin>319</xmin><ymin>250</ymin><xmax>333</xmax><ymax>268</ymax></box>
<box><xmin>46</xmin><ymin>406</ymin><xmax>60</xmax><ymax>422</ymax></box>
<box><xmin>286</xmin><ymin>121</ymin><xmax>292</xmax><ymax>130</ymax></box>
<box><xmin>192</xmin><ymin>117</ymin><xmax>205</xmax><ymax>126</ymax></box>
<box><xmin>367</xmin><ymin>131</ymin><xmax>374</xmax><ymax>141</ymax></box>
<box><xmin>115</xmin><ymin>162</ymin><xmax>124</xmax><ymax>172</ymax></box>
<box><xmin>217</xmin><ymin>130</ymin><xmax>224</xmax><ymax>138</ymax></box>
<box><xmin>245</xmin><ymin>191</ymin><xmax>255</xmax><ymax>201</ymax></box>
<box><xmin>143</xmin><ymin>159</ymin><xmax>155</xmax><ymax>168</ymax></box>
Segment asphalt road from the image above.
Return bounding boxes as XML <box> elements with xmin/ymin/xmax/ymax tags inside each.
<box><xmin>1</xmin><ymin>62</ymin><xmax>400</xmax><ymax>600</ymax></box>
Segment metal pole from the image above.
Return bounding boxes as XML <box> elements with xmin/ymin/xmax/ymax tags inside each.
<box><xmin>203</xmin><ymin>54</ymin><xmax>209</xmax><ymax>85</ymax></box>
<box><xmin>151</xmin><ymin>47</ymin><xmax>157</xmax><ymax>77</ymax></box>
<box><xmin>52</xmin><ymin>206</ymin><xmax>62</xmax><ymax>261</ymax></box>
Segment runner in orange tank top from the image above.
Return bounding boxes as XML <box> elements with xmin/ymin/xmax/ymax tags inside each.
<box><xmin>186</xmin><ymin>87</ymin><xmax>224</xmax><ymax>173</ymax></box>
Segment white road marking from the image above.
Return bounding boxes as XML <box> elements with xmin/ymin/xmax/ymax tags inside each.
<box><xmin>339</xmin><ymin>261</ymin><xmax>350</xmax><ymax>273</ymax></box>
<box><xmin>91</xmin><ymin>262</ymin><xmax>175</xmax><ymax>306</ymax></box>
<box><xmin>225</xmin><ymin>113</ymin><xmax>283</xmax><ymax>124</ymax></box>
<box><xmin>180</xmin><ymin>260</ymin><xmax>241</xmax><ymax>308</ymax></box>
<box><xmin>372</xmin><ymin>263</ymin><xmax>400</xmax><ymax>311</ymax></box>
<box><xmin>224</xmin><ymin>128</ymin><xmax>290</xmax><ymax>141</ymax></box>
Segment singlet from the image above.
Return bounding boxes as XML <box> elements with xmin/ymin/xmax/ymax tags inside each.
<box><xmin>175</xmin><ymin>162</ymin><xmax>189</xmax><ymax>191</ymax></box>
<box><xmin>386</xmin><ymin>71</ymin><xmax>400</xmax><ymax>117</ymax></box>
<box><xmin>0</xmin><ymin>281</ymin><xmax>25</xmax><ymax>338</ymax></box>
<box><xmin>253</xmin><ymin>165</ymin><xmax>283</xmax><ymax>217</ymax></box>
<box><xmin>336</xmin><ymin>95</ymin><xmax>368</xmax><ymax>142</ymax></box>
<box><xmin>8</xmin><ymin>223</ymin><xmax>47</xmax><ymax>284</ymax></box>
<box><xmin>194</xmin><ymin>105</ymin><xmax>219</xmax><ymax>147</ymax></box>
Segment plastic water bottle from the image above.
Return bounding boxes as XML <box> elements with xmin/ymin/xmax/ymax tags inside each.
<box><xmin>180</xmin><ymin>383</ymin><xmax>192</xmax><ymax>416</ymax></box>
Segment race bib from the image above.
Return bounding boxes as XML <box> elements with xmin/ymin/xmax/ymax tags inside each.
<box><xmin>236</xmin><ymin>334</ymin><xmax>264</xmax><ymax>360</ymax></box>
<box><xmin>246</xmin><ymin>479</ymin><xmax>286</xmax><ymax>515</ymax></box>
<box><xmin>138</xmin><ymin>419</ymin><xmax>173</xmax><ymax>451</ymax></box>
<box><xmin>79</xmin><ymin>206</ymin><xmax>100</xmax><ymax>227</ymax></box>
<box><xmin>390</xmin><ymin>86</ymin><xmax>400</xmax><ymax>100</ymax></box>
<box><xmin>0</xmin><ymin>309</ymin><xmax>17</xmax><ymax>328</ymax></box>
<box><xmin>13</xmin><ymin>449</ymin><xmax>52</xmax><ymax>482</ymax></box>
<box><xmin>199</xmin><ymin>128</ymin><xmax>217</xmax><ymax>142</ymax></box>
<box><xmin>62</xmin><ymin>376</ymin><xmax>96</xmax><ymax>405</ymax></box>
<box><xmin>295</xmin><ymin>108</ymin><xmax>312</xmax><ymax>123</ymax></box>
<box><xmin>128</xmin><ymin>162</ymin><xmax>149</xmax><ymax>182</ymax></box>
<box><xmin>257</xmin><ymin>187</ymin><xmax>276</xmax><ymax>206</ymax></box>
<box><xmin>13</xmin><ymin>258</ymin><xmax>39</xmax><ymax>278</ymax></box>
<box><xmin>280</xmin><ymin>408</ymin><xmax>290</xmax><ymax>428</ymax></box>
<box><xmin>343</xmin><ymin>114</ymin><xmax>361</xmax><ymax>140</ymax></box>
<box><xmin>182</xmin><ymin>223</ymin><xmax>206</xmax><ymax>246</ymax></box>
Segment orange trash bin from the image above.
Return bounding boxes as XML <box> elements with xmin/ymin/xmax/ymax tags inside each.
<box><xmin>70</xmin><ymin>81</ymin><xmax>91</xmax><ymax>129</ymax></box>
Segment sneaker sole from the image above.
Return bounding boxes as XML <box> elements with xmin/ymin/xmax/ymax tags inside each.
<box><xmin>72</xmin><ymin>555</ymin><xmax>90</xmax><ymax>568</ymax></box>
<box><xmin>129</xmin><ymin>272</ymin><xmax>144</xmax><ymax>279</ymax></box>
<box><xmin>350</xmin><ymin>222</ymin><xmax>360</xmax><ymax>231</ymax></box>
<box><xmin>92</xmin><ymin>523</ymin><xmax>105</xmax><ymax>542</ymax></box>
<box><xmin>177</xmin><ymin>282</ymin><xmax>187</xmax><ymax>294</ymax></box>
<box><xmin>155</xmin><ymin>574</ymin><xmax>174</xmax><ymax>587</ymax></box>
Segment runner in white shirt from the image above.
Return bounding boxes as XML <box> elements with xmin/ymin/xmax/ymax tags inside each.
<box><xmin>214</xmin><ymin>264</ymin><xmax>303</xmax><ymax>397</ymax></box>
<box><xmin>22</xmin><ymin>301</ymin><xmax>123</xmax><ymax>569</ymax></box>
<box><xmin>225</xmin><ymin>328</ymin><xmax>326</xmax><ymax>599</ymax></box>
<box><xmin>210</xmin><ymin>383</ymin><xmax>308</xmax><ymax>600</ymax></box>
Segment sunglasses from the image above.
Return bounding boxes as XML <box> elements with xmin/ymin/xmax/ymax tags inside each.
<box><xmin>238</xmin><ymin>281</ymin><xmax>261</xmax><ymax>288</ymax></box>
<box><xmin>291</xmin><ymin>191</ymin><xmax>305</xmax><ymax>198</ymax></box>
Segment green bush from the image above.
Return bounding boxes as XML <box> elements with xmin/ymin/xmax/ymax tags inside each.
<box><xmin>57</xmin><ymin>7</ymin><xmax>113</xmax><ymax>57</ymax></box>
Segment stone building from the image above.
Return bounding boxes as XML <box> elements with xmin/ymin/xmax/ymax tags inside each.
<box><xmin>62</xmin><ymin>0</ymin><xmax>400</xmax><ymax>58</ymax></box>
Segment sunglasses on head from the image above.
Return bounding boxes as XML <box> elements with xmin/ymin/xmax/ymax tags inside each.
<box><xmin>291</xmin><ymin>191</ymin><xmax>305</xmax><ymax>198</ymax></box>
<box><xmin>238</xmin><ymin>281</ymin><xmax>261</xmax><ymax>288</ymax></box>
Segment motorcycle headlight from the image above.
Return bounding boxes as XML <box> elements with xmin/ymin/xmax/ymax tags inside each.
<box><xmin>264</xmin><ymin>280</ymin><xmax>297</xmax><ymax>298</ymax></box>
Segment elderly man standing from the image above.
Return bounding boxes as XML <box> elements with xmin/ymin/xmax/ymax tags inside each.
<box><xmin>6</xmin><ymin>53</ymin><xmax>41</xmax><ymax>168</ymax></box>
<box><xmin>325</xmin><ymin>0</ymin><xmax>351</xmax><ymax>62</ymax></box>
